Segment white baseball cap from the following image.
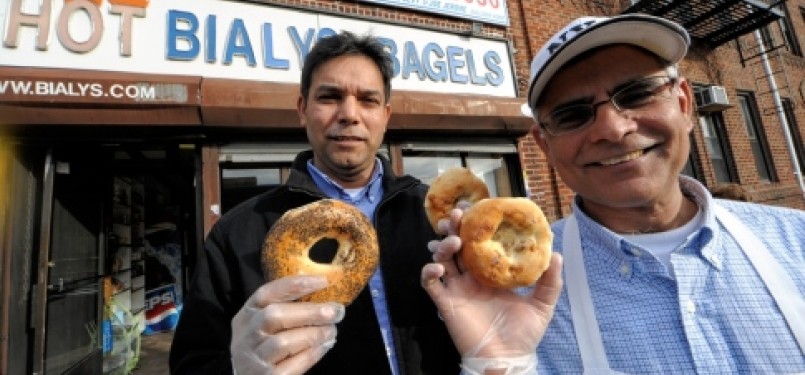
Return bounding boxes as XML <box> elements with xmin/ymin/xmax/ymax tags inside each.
<box><xmin>522</xmin><ymin>14</ymin><xmax>690</xmax><ymax>118</ymax></box>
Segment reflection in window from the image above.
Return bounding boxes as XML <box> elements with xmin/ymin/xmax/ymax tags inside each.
<box><xmin>402</xmin><ymin>147</ymin><xmax>520</xmax><ymax>197</ymax></box>
<box><xmin>220</xmin><ymin>165</ymin><xmax>287</xmax><ymax>212</ymax></box>
<box><xmin>467</xmin><ymin>156</ymin><xmax>511</xmax><ymax>197</ymax></box>
<box><xmin>402</xmin><ymin>155</ymin><xmax>462</xmax><ymax>185</ymax></box>
<box><xmin>699</xmin><ymin>114</ymin><xmax>737</xmax><ymax>183</ymax></box>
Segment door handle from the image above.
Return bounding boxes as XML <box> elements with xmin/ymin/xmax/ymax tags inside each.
<box><xmin>47</xmin><ymin>278</ymin><xmax>64</xmax><ymax>292</ymax></box>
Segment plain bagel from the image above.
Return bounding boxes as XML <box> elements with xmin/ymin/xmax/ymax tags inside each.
<box><xmin>424</xmin><ymin>167</ymin><xmax>490</xmax><ymax>232</ymax></box>
<box><xmin>262</xmin><ymin>199</ymin><xmax>379</xmax><ymax>304</ymax></box>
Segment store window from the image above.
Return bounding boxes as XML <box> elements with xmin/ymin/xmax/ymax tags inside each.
<box><xmin>399</xmin><ymin>142</ymin><xmax>521</xmax><ymax>197</ymax></box>
<box><xmin>218</xmin><ymin>144</ymin><xmax>305</xmax><ymax>213</ymax></box>
<box><xmin>218</xmin><ymin>143</ymin><xmax>395</xmax><ymax>213</ymax></box>
<box><xmin>221</xmin><ymin>166</ymin><xmax>288</xmax><ymax>212</ymax></box>
<box><xmin>218</xmin><ymin>142</ymin><xmax>524</xmax><ymax>214</ymax></box>
<box><xmin>737</xmin><ymin>92</ymin><xmax>777</xmax><ymax>182</ymax></box>
<box><xmin>698</xmin><ymin>113</ymin><xmax>738</xmax><ymax>183</ymax></box>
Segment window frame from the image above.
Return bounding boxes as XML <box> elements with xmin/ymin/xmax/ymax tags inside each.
<box><xmin>737</xmin><ymin>92</ymin><xmax>778</xmax><ymax>182</ymax></box>
<box><xmin>697</xmin><ymin>112</ymin><xmax>739</xmax><ymax>184</ymax></box>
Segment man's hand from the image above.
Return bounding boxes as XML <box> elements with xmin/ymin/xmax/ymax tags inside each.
<box><xmin>230</xmin><ymin>275</ymin><xmax>344</xmax><ymax>375</ymax></box>
<box><xmin>421</xmin><ymin>208</ymin><xmax>563</xmax><ymax>360</ymax></box>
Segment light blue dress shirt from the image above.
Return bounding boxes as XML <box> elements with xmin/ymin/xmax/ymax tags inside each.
<box><xmin>307</xmin><ymin>159</ymin><xmax>399</xmax><ymax>375</ymax></box>
<box><xmin>535</xmin><ymin>176</ymin><xmax>805</xmax><ymax>374</ymax></box>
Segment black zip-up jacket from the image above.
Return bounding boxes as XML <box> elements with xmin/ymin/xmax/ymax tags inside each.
<box><xmin>170</xmin><ymin>151</ymin><xmax>461</xmax><ymax>374</ymax></box>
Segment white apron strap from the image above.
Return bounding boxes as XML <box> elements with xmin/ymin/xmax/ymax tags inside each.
<box><xmin>563</xmin><ymin>215</ymin><xmax>616</xmax><ymax>374</ymax></box>
<box><xmin>713</xmin><ymin>205</ymin><xmax>805</xmax><ymax>355</ymax></box>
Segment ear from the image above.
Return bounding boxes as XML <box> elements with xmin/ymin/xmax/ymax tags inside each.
<box><xmin>383</xmin><ymin>102</ymin><xmax>392</xmax><ymax>132</ymax></box>
<box><xmin>530</xmin><ymin>124</ymin><xmax>554</xmax><ymax>166</ymax></box>
<box><xmin>297</xmin><ymin>95</ymin><xmax>307</xmax><ymax>128</ymax></box>
<box><xmin>676</xmin><ymin>77</ymin><xmax>695</xmax><ymax>133</ymax></box>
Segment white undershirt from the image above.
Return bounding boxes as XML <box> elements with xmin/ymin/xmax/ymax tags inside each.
<box><xmin>343</xmin><ymin>187</ymin><xmax>364</xmax><ymax>200</ymax></box>
<box><xmin>621</xmin><ymin>207</ymin><xmax>704</xmax><ymax>273</ymax></box>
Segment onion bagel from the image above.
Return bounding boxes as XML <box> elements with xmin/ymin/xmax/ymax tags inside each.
<box><xmin>459</xmin><ymin>197</ymin><xmax>553</xmax><ymax>288</ymax></box>
<box><xmin>262</xmin><ymin>199</ymin><xmax>379</xmax><ymax>304</ymax></box>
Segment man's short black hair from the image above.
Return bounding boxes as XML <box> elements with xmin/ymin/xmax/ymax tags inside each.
<box><xmin>300</xmin><ymin>31</ymin><xmax>394</xmax><ymax>103</ymax></box>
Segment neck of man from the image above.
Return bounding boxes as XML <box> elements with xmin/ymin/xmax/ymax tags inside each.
<box><xmin>580</xmin><ymin>191</ymin><xmax>700</xmax><ymax>235</ymax></box>
<box><xmin>315</xmin><ymin>161</ymin><xmax>374</xmax><ymax>189</ymax></box>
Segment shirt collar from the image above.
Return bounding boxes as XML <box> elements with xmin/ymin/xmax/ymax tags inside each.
<box><xmin>306</xmin><ymin>158</ymin><xmax>384</xmax><ymax>204</ymax></box>
<box><xmin>571</xmin><ymin>176</ymin><xmax>721</xmax><ymax>270</ymax></box>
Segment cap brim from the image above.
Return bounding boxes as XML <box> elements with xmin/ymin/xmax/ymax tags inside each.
<box><xmin>527</xmin><ymin>14</ymin><xmax>689</xmax><ymax>110</ymax></box>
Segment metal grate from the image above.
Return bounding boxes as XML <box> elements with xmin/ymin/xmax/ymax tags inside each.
<box><xmin>624</xmin><ymin>0</ymin><xmax>784</xmax><ymax>47</ymax></box>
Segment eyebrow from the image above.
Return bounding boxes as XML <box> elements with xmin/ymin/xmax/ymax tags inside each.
<box><xmin>314</xmin><ymin>84</ymin><xmax>383</xmax><ymax>98</ymax></box>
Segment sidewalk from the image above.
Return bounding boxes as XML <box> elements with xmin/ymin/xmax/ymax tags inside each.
<box><xmin>132</xmin><ymin>331</ymin><xmax>173</xmax><ymax>375</ymax></box>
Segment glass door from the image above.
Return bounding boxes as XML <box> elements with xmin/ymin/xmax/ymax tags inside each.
<box><xmin>33</xmin><ymin>149</ymin><xmax>105</xmax><ymax>375</ymax></box>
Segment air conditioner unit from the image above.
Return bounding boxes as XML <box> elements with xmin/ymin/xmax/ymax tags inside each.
<box><xmin>695</xmin><ymin>85</ymin><xmax>730</xmax><ymax>112</ymax></box>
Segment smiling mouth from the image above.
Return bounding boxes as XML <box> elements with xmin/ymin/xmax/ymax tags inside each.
<box><xmin>330</xmin><ymin>135</ymin><xmax>363</xmax><ymax>142</ymax></box>
<box><xmin>597</xmin><ymin>149</ymin><xmax>644</xmax><ymax>166</ymax></box>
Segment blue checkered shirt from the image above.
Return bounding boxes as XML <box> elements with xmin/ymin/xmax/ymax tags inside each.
<box><xmin>536</xmin><ymin>177</ymin><xmax>805</xmax><ymax>374</ymax></box>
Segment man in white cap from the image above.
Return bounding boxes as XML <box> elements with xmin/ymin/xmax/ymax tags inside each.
<box><xmin>431</xmin><ymin>12</ymin><xmax>805</xmax><ymax>375</ymax></box>
<box><xmin>522</xmin><ymin>13</ymin><xmax>805</xmax><ymax>374</ymax></box>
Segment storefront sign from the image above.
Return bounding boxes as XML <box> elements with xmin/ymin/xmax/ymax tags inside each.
<box><xmin>1</xmin><ymin>0</ymin><xmax>517</xmax><ymax>97</ymax></box>
<box><xmin>0</xmin><ymin>78</ymin><xmax>191</xmax><ymax>103</ymax></box>
<box><xmin>360</xmin><ymin>0</ymin><xmax>509</xmax><ymax>27</ymax></box>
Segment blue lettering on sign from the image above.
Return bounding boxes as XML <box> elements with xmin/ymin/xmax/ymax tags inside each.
<box><xmin>290</xmin><ymin>27</ymin><xmax>338</xmax><ymax>67</ymax></box>
<box><xmin>484</xmin><ymin>51</ymin><xmax>504</xmax><ymax>86</ymax></box>
<box><xmin>466</xmin><ymin>49</ymin><xmax>486</xmax><ymax>85</ymax></box>
<box><xmin>402</xmin><ymin>41</ymin><xmax>426</xmax><ymax>80</ymax></box>
<box><xmin>377</xmin><ymin>37</ymin><xmax>400</xmax><ymax>76</ymax></box>
<box><xmin>317</xmin><ymin>27</ymin><xmax>338</xmax><ymax>40</ymax></box>
<box><xmin>263</xmin><ymin>24</ymin><xmax>289</xmax><ymax>69</ymax></box>
<box><xmin>446</xmin><ymin>46</ymin><xmax>467</xmax><ymax>84</ymax></box>
<box><xmin>289</xmin><ymin>27</ymin><xmax>316</xmax><ymax>65</ymax></box>
<box><xmin>164</xmin><ymin>9</ymin><xmax>506</xmax><ymax>88</ymax></box>
<box><xmin>205</xmin><ymin>15</ymin><xmax>216</xmax><ymax>63</ymax></box>
<box><xmin>167</xmin><ymin>10</ymin><xmax>200</xmax><ymax>60</ymax></box>
<box><xmin>224</xmin><ymin>19</ymin><xmax>256</xmax><ymax>66</ymax></box>
<box><xmin>422</xmin><ymin>43</ymin><xmax>447</xmax><ymax>82</ymax></box>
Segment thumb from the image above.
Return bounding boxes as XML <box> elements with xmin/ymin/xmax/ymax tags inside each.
<box><xmin>529</xmin><ymin>253</ymin><xmax>563</xmax><ymax>313</ymax></box>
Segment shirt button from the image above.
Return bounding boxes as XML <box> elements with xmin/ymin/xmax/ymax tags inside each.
<box><xmin>371</xmin><ymin>289</ymin><xmax>380</xmax><ymax>298</ymax></box>
<box><xmin>619</xmin><ymin>263</ymin><xmax>631</xmax><ymax>275</ymax></box>
<box><xmin>629</xmin><ymin>247</ymin><xmax>641</xmax><ymax>257</ymax></box>
<box><xmin>709</xmin><ymin>255</ymin><xmax>721</xmax><ymax>267</ymax></box>
<box><xmin>685</xmin><ymin>300</ymin><xmax>696</xmax><ymax>314</ymax></box>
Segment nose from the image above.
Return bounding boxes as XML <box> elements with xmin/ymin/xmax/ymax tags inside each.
<box><xmin>587</xmin><ymin>100</ymin><xmax>638</xmax><ymax>142</ymax></box>
<box><xmin>338</xmin><ymin>96</ymin><xmax>359</xmax><ymax>125</ymax></box>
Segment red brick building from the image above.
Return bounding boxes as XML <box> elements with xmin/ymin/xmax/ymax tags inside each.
<box><xmin>0</xmin><ymin>0</ymin><xmax>802</xmax><ymax>373</ymax></box>
<box><xmin>512</xmin><ymin>0</ymin><xmax>805</xmax><ymax>218</ymax></box>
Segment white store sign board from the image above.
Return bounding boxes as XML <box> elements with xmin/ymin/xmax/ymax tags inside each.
<box><xmin>1</xmin><ymin>0</ymin><xmax>517</xmax><ymax>97</ymax></box>
<box><xmin>360</xmin><ymin>0</ymin><xmax>510</xmax><ymax>27</ymax></box>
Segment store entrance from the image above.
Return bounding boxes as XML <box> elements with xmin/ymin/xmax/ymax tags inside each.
<box><xmin>40</xmin><ymin>149</ymin><xmax>106</xmax><ymax>375</ymax></box>
<box><xmin>25</xmin><ymin>143</ymin><xmax>198</xmax><ymax>374</ymax></box>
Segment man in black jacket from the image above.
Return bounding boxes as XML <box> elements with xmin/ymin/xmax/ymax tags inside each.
<box><xmin>169</xmin><ymin>30</ymin><xmax>462</xmax><ymax>374</ymax></box>
<box><xmin>170</xmin><ymin>31</ymin><xmax>562</xmax><ymax>375</ymax></box>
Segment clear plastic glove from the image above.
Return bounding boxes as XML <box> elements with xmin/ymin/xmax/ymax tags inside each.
<box><xmin>230</xmin><ymin>275</ymin><xmax>345</xmax><ymax>375</ymax></box>
<box><xmin>421</xmin><ymin>207</ymin><xmax>563</xmax><ymax>372</ymax></box>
